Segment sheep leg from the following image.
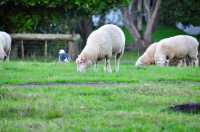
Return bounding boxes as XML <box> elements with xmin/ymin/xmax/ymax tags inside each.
<box><xmin>107</xmin><ymin>59</ymin><xmax>112</xmax><ymax>73</ymax></box>
<box><xmin>3</xmin><ymin>56</ymin><xmax>6</xmax><ymax>61</ymax></box>
<box><xmin>188</xmin><ymin>55</ymin><xmax>193</xmax><ymax>66</ymax></box>
<box><xmin>186</xmin><ymin>57</ymin><xmax>192</xmax><ymax>66</ymax></box>
<box><xmin>191</xmin><ymin>60</ymin><xmax>194</xmax><ymax>67</ymax></box>
<box><xmin>193</xmin><ymin>57</ymin><xmax>199</xmax><ymax>67</ymax></box>
<box><xmin>189</xmin><ymin>58</ymin><xmax>197</xmax><ymax>67</ymax></box>
<box><xmin>177</xmin><ymin>60</ymin><xmax>182</xmax><ymax>67</ymax></box>
<box><xmin>104</xmin><ymin>58</ymin><xmax>112</xmax><ymax>73</ymax></box>
<box><xmin>188</xmin><ymin>51</ymin><xmax>199</xmax><ymax>67</ymax></box>
<box><xmin>115</xmin><ymin>53</ymin><xmax>122</xmax><ymax>72</ymax></box>
<box><xmin>115</xmin><ymin>56</ymin><xmax>119</xmax><ymax>72</ymax></box>
<box><xmin>104</xmin><ymin>59</ymin><xmax>107</xmax><ymax>72</ymax></box>
<box><xmin>165</xmin><ymin>59</ymin><xmax>169</xmax><ymax>66</ymax></box>
<box><xmin>183</xmin><ymin>58</ymin><xmax>187</xmax><ymax>67</ymax></box>
<box><xmin>4</xmin><ymin>49</ymin><xmax>11</xmax><ymax>61</ymax></box>
<box><xmin>177</xmin><ymin>59</ymin><xmax>186</xmax><ymax>67</ymax></box>
<box><xmin>6</xmin><ymin>50</ymin><xmax>10</xmax><ymax>61</ymax></box>
<box><xmin>195</xmin><ymin>59</ymin><xmax>199</xmax><ymax>67</ymax></box>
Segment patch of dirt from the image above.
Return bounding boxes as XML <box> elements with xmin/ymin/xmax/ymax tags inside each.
<box><xmin>168</xmin><ymin>103</ymin><xmax>200</xmax><ymax>114</ymax></box>
<box><xmin>3</xmin><ymin>82</ymin><xmax>130</xmax><ymax>89</ymax></box>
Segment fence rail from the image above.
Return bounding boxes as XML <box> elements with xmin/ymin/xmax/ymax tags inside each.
<box><xmin>11</xmin><ymin>33</ymin><xmax>80</xmax><ymax>59</ymax></box>
<box><xmin>11</xmin><ymin>33</ymin><xmax>75</xmax><ymax>41</ymax></box>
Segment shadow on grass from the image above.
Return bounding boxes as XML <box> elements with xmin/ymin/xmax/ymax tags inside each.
<box><xmin>167</xmin><ymin>103</ymin><xmax>200</xmax><ymax>114</ymax></box>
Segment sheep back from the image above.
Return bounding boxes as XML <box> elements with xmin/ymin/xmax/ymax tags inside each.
<box><xmin>81</xmin><ymin>24</ymin><xmax>125</xmax><ymax>62</ymax></box>
<box><xmin>155</xmin><ymin>35</ymin><xmax>199</xmax><ymax>60</ymax></box>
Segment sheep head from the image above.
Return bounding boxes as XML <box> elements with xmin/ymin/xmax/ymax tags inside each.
<box><xmin>76</xmin><ymin>54</ymin><xmax>92</xmax><ymax>72</ymax></box>
<box><xmin>135</xmin><ymin>56</ymin><xmax>144</xmax><ymax>67</ymax></box>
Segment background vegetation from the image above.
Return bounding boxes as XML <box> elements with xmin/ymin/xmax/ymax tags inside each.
<box><xmin>0</xmin><ymin>0</ymin><xmax>199</xmax><ymax>33</ymax></box>
<box><xmin>0</xmin><ymin>0</ymin><xmax>199</xmax><ymax>59</ymax></box>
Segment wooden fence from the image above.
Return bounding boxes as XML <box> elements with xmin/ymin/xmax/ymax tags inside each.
<box><xmin>11</xmin><ymin>33</ymin><xmax>80</xmax><ymax>59</ymax></box>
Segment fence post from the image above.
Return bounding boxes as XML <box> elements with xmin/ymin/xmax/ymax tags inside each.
<box><xmin>44</xmin><ymin>40</ymin><xmax>48</xmax><ymax>57</ymax></box>
<box><xmin>68</xmin><ymin>40</ymin><xmax>79</xmax><ymax>60</ymax></box>
<box><xmin>21</xmin><ymin>40</ymin><xmax>24</xmax><ymax>59</ymax></box>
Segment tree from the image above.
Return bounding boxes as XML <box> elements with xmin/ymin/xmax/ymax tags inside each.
<box><xmin>0</xmin><ymin>0</ymin><xmax>127</xmax><ymax>59</ymax></box>
<box><xmin>160</xmin><ymin>0</ymin><xmax>200</xmax><ymax>26</ymax></box>
<box><xmin>123</xmin><ymin>0</ymin><xmax>161</xmax><ymax>51</ymax></box>
<box><xmin>68</xmin><ymin>0</ymin><xmax>127</xmax><ymax>46</ymax></box>
<box><xmin>0</xmin><ymin>0</ymin><xmax>126</xmax><ymax>44</ymax></box>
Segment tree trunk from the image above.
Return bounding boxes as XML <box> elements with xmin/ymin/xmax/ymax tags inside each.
<box><xmin>123</xmin><ymin>0</ymin><xmax>161</xmax><ymax>52</ymax></box>
<box><xmin>78</xmin><ymin>16</ymin><xmax>93</xmax><ymax>49</ymax></box>
<box><xmin>144</xmin><ymin>0</ymin><xmax>161</xmax><ymax>47</ymax></box>
<box><xmin>137</xmin><ymin>0</ymin><xmax>143</xmax><ymax>31</ymax></box>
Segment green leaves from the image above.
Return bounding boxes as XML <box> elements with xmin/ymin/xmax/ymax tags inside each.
<box><xmin>1</xmin><ymin>0</ymin><xmax>126</xmax><ymax>14</ymax></box>
<box><xmin>0</xmin><ymin>0</ymin><xmax>126</xmax><ymax>32</ymax></box>
<box><xmin>160</xmin><ymin>0</ymin><xmax>200</xmax><ymax>25</ymax></box>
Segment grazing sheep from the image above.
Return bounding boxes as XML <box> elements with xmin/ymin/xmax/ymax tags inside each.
<box><xmin>154</xmin><ymin>35</ymin><xmax>199</xmax><ymax>66</ymax></box>
<box><xmin>0</xmin><ymin>31</ymin><xmax>12</xmax><ymax>61</ymax></box>
<box><xmin>76</xmin><ymin>24</ymin><xmax>125</xmax><ymax>72</ymax></box>
<box><xmin>135</xmin><ymin>42</ymin><xmax>186</xmax><ymax>67</ymax></box>
<box><xmin>135</xmin><ymin>43</ymin><xmax>158</xmax><ymax>67</ymax></box>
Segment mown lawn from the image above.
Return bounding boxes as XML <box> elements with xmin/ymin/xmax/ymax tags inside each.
<box><xmin>0</xmin><ymin>52</ymin><xmax>200</xmax><ymax>131</ymax></box>
<box><xmin>0</xmin><ymin>52</ymin><xmax>199</xmax><ymax>85</ymax></box>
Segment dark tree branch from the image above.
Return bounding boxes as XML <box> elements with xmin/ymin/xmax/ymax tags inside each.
<box><xmin>144</xmin><ymin>0</ymin><xmax>161</xmax><ymax>44</ymax></box>
<box><xmin>123</xmin><ymin>0</ymin><xmax>161</xmax><ymax>51</ymax></box>
<box><xmin>124</xmin><ymin>0</ymin><xmax>142</xmax><ymax>41</ymax></box>
<box><xmin>144</xmin><ymin>0</ymin><xmax>151</xmax><ymax>21</ymax></box>
<box><xmin>124</xmin><ymin>10</ymin><xmax>141</xmax><ymax>42</ymax></box>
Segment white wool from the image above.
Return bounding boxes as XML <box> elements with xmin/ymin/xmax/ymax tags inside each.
<box><xmin>76</xmin><ymin>24</ymin><xmax>125</xmax><ymax>72</ymax></box>
<box><xmin>81</xmin><ymin>24</ymin><xmax>125</xmax><ymax>61</ymax></box>
<box><xmin>135</xmin><ymin>43</ymin><xmax>158</xmax><ymax>66</ymax></box>
<box><xmin>154</xmin><ymin>35</ymin><xmax>199</xmax><ymax>66</ymax></box>
<box><xmin>0</xmin><ymin>41</ymin><xmax>6</xmax><ymax>59</ymax></box>
<box><xmin>0</xmin><ymin>31</ymin><xmax>12</xmax><ymax>60</ymax></box>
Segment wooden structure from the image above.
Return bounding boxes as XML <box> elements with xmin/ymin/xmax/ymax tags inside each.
<box><xmin>11</xmin><ymin>33</ymin><xmax>80</xmax><ymax>59</ymax></box>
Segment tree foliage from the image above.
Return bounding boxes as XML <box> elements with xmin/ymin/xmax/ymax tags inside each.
<box><xmin>0</xmin><ymin>0</ymin><xmax>127</xmax><ymax>32</ymax></box>
<box><xmin>160</xmin><ymin>0</ymin><xmax>200</xmax><ymax>25</ymax></box>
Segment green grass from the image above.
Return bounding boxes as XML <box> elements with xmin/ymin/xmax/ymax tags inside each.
<box><xmin>1</xmin><ymin>82</ymin><xmax>200</xmax><ymax>131</ymax></box>
<box><xmin>0</xmin><ymin>52</ymin><xmax>200</xmax><ymax>131</ymax></box>
<box><xmin>0</xmin><ymin>56</ymin><xmax>199</xmax><ymax>85</ymax></box>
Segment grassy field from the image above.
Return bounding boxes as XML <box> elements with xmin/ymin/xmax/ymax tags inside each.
<box><xmin>0</xmin><ymin>52</ymin><xmax>200</xmax><ymax>131</ymax></box>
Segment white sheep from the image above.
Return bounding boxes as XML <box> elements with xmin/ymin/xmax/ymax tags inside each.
<box><xmin>0</xmin><ymin>31</ymin><xmax>12</xmax><ymax>61</ymax></box>
<box><xmin>0</xmin><ymin>41</ymin><xmax>6</xmax><ymax>60</ymax></box>
<box><xmin>135</xmin><ymin>43</ymin><xmax>158</xmax><ymax>67</ymax></box>
<box><xmin>154</xmin><ymin>35</ymin><xmax>199</xmax><ymax>66</ymax></box>
<box><xmin>76</xmin><ymin>24</ymin><xmax>125</xmax><ymax>72</ymax></box>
